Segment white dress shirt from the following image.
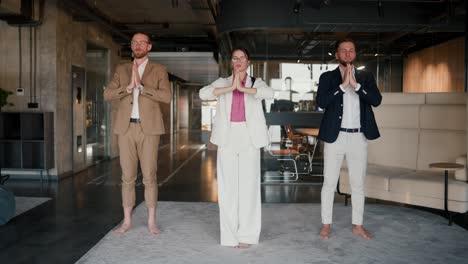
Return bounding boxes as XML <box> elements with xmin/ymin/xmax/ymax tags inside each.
<box><xmin>339</xmin><ymin>67</ymin><xmax>361</xmax><ymax>129</ymax></box>
<box><xmin>130</xmin><ymin>58</ymin><xmax>148</xmax><ymax>119</ymax></box>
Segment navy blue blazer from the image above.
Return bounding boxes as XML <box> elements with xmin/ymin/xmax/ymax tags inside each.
<box><xmin>316</xmin><ymin>67</ymin><xmax>382</xmax><ymax>143</ymax></box>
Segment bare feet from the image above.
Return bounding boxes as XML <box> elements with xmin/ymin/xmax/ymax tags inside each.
<box><xmin>148</xmin><ymin>223</ymin><xmax>161</xmax><ymax>235</ymax></box>
<box><xmin>147</xmin><ymin>207</ymin><xmax>160</xmax><ymax>235</ymax></box>
<box><xmin>352</xmin><ymin>225</ymin><xmax>373</xmax><ymax>240</ymax></box>
<box><xmin>319</xmin><ymin>224</ymin><xmax>331</xmax><ymax>240</ymax></box>
<box><xmin>234</xmin><ymin>243</ymin><xmax>251</xmax><ymax>249</ymax></box>
<box><xmin>115</xmin><ymin>222</ymin><xmax>132</xmax><ymax>234</ymax></box>
<box><xmin>115</xmin><ymin>206</ymin><xmax>133</xmax><ymax>234</ymax></box>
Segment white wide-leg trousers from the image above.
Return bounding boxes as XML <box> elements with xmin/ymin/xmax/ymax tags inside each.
<box><xmin>217</xmin><ymin>122</ymin><xmax>261</xmax><ymax>246</ymax></box>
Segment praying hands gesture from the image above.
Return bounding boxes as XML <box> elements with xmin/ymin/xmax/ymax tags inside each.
<box><xmin>126</xmin><ymin>63</ymin><xmax>142</xmax><ymax>92</ymax></box>
<box><xmin>211</xmin><ymin>71</ymin><xmax>256</xmax><ymax>96</ymax></box>
<box><xmin>341</xmin><ymin>63</ymin><xmax>358</xmax><ymax>89</ymax></box>
<box><xmin>232</xmin><ymin>71</ymin><xmax>257</xmax><ymax>95</ymax></box>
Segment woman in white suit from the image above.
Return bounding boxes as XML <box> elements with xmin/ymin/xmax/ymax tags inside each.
<box><xmin>199</xmin><ymin>48</ymin><xmax>274</xmax><ymax>248</ymax></box>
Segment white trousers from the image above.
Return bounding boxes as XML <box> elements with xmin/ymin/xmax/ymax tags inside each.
<box><xmin>321</xmin><ymin>131</ymin><xmax>368</xmax><ymax>225</ymax></box>
<box><xmin>217</xmin><ymin>122</ymin><xmax>261</xmax><ymax>246</ymax></box>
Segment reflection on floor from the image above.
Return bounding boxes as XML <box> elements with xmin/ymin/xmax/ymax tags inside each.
<box><xmin>0</xmin><ymin>129</ymin><xmax>467</xmax><ymax>264</ymax></box>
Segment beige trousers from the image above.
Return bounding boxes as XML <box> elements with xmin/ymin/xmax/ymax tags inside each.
<box><xmin>118</xmin><ymin>123</ymin><xmax>160</xmax><ymax>208</ymax></box>
<box><xmin>321</xmin><ymin>131</ymin><xmax>368</xmax><ymax>225</ymax></box>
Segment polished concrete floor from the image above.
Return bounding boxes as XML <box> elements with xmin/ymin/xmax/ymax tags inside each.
<box><xmin>0</xmin><ymin>129</ymin><xmax>467</xmax><ymax>264</ymax></box>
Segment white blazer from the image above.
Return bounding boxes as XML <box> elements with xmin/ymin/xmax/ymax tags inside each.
<box><xmin>199</xmin><ymin>74</ymin><xmax>275</xmax><ymax>148</ymax></box>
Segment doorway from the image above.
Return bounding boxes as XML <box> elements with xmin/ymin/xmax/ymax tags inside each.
<box><xmin>85</xmin><ymin>44</ymin><xmax>110</xmax><ymax>165</ymax></box>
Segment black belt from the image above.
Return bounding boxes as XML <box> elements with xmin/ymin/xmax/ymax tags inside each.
<box><xmin>130</xmin><ymin>118</ymin><xmax>141</xmax><ymax>123</ymax></box>
<box><xmin>340</xmin><ymin>128</ymin><xmax>360</xmax><ymax>133</ymax></box>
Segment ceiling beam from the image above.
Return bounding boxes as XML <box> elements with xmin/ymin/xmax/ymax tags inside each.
<box><xmin>62</xmin><ymin>0</ymin><xmax>131</xmax><ymax>41</ymax></box>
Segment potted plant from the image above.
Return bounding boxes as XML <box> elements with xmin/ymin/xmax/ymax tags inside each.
<box><xmin>0</xmin><ymin>88</ymin><xmax>14</xmax><ymax>112</ymax></box>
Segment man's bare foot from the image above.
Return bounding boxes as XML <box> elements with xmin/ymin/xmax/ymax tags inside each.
<box><xmin>319</xmin><ymin>224</ymin><xmax>331</xmax><ymax>240</ymax></box>
<box><xmin>234</xmin><ymin>243</ymin><xmax>251</xmax><ymax>249</ymax></box>
<box><xmin>147</xmin><ymin>207</ymin><xmax>160</xmax><ymax>235</ymax></box>
<box><xmin>115</xmin><ymin>222</ymin><xmax>132</xmax><ymax>234</ymax></box>
<box><xmin>148</xmin><ymin>223</ymin><xmax>160</xmax><ymax>235</ymax></box>
<box><xmin>115</xmin><ymin>207</ymin><xmax>133</xmax><ymax>234</ymax></box>
<box><xmin>352</xmin><ymin>225</ymin><xmax>373</xmax><ymax>239</ymax></box>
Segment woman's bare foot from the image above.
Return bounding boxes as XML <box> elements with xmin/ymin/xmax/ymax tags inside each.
<box><xmin>352</xmin><ymin>225</ymin><xmax>373</xmax><ymax>239</ymax></box>
<box><xmin>115</xmin><ymin>222</ymin><xmax>132</xmax><ymax>234</ymax></box>
<box><xmin>234</xmin><ymin>243</ymin><xmax>251</xmax><ymax>249</ymax></box>
<box><xmin>319</xmin><ymin>224</ymin><xmax>331</xmax><ymax>240</ymax></box>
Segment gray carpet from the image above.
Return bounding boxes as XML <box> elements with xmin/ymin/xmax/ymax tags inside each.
<box><xmin>14</xmin><ymin>196</ymin><xmax>51</xmax><ymax>217</ymax></box>
<box><xmin>76</xmin><ymin>202</ymin><xmax>468</xmax><ymax>264</ymax></box>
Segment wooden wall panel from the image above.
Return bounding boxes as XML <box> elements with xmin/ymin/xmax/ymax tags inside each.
<box><xmin>403</xmin><ymin>37</ymin><xmax>465</xmax><ymax>93</ymax></box>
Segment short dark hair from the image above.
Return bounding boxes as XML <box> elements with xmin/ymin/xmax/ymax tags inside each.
<box><xmin>132</xmin><ymin>32</ymin><xmax>151</xmax><ymax>43</ymax></box>
<box><xmin>231</xmin><ymin>47</ymin><xmax>250</xmax><ymax>60</ymax></box>
<box><xmin>335</xmin><ymin>38</ymin><xmax>356</xmax><ymax>52</ymax></box>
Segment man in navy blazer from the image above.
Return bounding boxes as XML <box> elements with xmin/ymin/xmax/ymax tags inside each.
<box><xmin>316</xmin><ymin>38</ymin><xmax>382</xmax><ymax>240</ymax></box>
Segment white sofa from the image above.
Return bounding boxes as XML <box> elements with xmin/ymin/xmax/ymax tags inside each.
<box><xmin>339</xmin><ymin>92</ymin><xmax>468</xmax><ymax>213</ymax></box>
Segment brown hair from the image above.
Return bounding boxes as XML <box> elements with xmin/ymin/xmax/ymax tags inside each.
<box><xmin>231</xmin><ymin>47</ymin><xmax>250</xmax><ymax>60</ymax></box>
<box><xmin>132</xmin><ymin>32</ymin><xmax>152</xmax><ymax>43</ymax></box>
<box><xmin>335</xmin><ymin>38</ymin><xmax>356</xmax><ymax>52</ymax></box>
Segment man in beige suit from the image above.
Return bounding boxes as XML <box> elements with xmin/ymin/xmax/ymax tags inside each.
<box><xmin>104</xmin><ymin>32</ymin><xmax>172</xmax><ymax>235</ymax></box>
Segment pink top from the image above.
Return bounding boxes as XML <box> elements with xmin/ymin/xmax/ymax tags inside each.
<box><xmin>230</xmin><ymin>76</ymin><xmax>247</xmax><ymax>122</ymax></box>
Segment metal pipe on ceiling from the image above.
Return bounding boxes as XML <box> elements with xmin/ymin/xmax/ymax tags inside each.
<box><xmin>29</xmin><ymin>26</ymin><xmax>33</xmax><ymax>104</ymax></box>
<box><xmin>18</xmin><ymin>27</ymin><xmax>22</xmax><ymax>95</ymax></box>
<box><xmin>465</xmin><ymin>0</ymin><xmax>467</xmax><ymax>92</ymax></box>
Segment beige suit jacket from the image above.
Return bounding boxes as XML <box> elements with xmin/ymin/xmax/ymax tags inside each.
<box><xmin>104</xmin><ymin>61</ymin><xmax>172</xmax><ymax>135</ymax></box>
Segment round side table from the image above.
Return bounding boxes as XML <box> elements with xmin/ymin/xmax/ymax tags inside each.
<box><xmin>429</xmin><ymin>162</ymin><xmax>464</xmax><ymax>226</ymax></box>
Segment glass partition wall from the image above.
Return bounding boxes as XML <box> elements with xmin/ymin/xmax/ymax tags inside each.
<box><xmin>85</xmin><ymin>45</ymin><xmax>110</xmax><ymax>166</ymax></box>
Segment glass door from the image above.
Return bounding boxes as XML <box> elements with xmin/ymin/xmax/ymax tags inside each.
<box><xmin>85</xmin><ymin>45</ymin><xmax>109</xmax><ymax>165</ymax></box>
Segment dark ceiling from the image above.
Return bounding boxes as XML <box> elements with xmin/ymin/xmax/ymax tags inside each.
<box><xmin>3</xmin><ymin>0</ymin><xmax>466</xmax><ymax>63</ymax></box>
<box><xmin>217</xmin><ymin>0</ymin><xmax>466</xmax><ymax>62</ymax></box>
